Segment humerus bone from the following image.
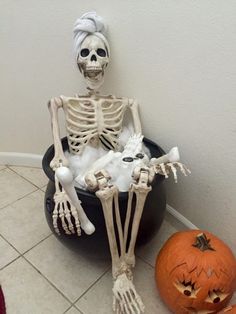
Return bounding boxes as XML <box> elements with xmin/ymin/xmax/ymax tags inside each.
<box><xmin>150</xmin><ymin>146</ymin><xmax>179</xmax><ymax>165</ymax></box>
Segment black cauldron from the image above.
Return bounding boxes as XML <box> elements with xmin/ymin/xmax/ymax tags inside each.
<box><xmin>42</xmin><ymin>137</ymin><xmax>166</xmax><ymax>259</ymax></box>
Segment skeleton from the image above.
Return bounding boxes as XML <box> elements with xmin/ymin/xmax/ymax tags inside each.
<box><xmin>48</xmin><ymin>12</ymin><xmax>190</xmax><ymax>313</ymax></box>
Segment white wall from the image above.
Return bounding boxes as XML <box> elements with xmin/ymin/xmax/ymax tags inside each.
<box><xmin>1</xmin><ymin>1</ymin><xmax>236</xmax><ymax>251</ymax></box>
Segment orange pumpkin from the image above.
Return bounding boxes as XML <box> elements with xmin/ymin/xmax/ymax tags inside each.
<box><xmin>218</xmin><ymin>305</ymin><xmax>236</xmax><ymax>313</ymax></box>
<box><xmin>155</xmin><ymin>230</ymin><xmax>236</xmax><ymax>314</ymax></box>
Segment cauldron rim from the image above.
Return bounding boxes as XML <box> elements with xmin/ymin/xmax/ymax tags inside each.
<box><xmin>42</xmin><ymin>136</ymin><xmax>165</xmax><ymax>200</ymax></box>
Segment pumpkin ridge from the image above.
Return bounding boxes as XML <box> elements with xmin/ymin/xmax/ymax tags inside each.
<box><xmin>169</xmin><ymin>262</ymin><xmax>187</xmax><ymax>276</ymax></box>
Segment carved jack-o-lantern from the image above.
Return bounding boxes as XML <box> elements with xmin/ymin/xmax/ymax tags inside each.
<box><xmin>155</xmin><ymin>230</ymin><xmax>236</xmax><ymax>314</ymax></box>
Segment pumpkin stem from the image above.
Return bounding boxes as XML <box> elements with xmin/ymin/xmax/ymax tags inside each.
<box><xmin>192</xmin><ymin>233</ymin><xmax>215</xmax><ymax>251</ymax></box>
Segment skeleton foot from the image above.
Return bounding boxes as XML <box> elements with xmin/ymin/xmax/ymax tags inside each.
<box><xmin>113</xmin><ymin>273</ymin><xmax>145</xmax><ymax>314</ymax></box>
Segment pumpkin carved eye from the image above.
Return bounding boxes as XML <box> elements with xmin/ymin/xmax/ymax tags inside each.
<box><xmin>205</xmin><ymin>289</ymin><xmax>228</xmax><ymax>304</ymax></box>
<box><xmin>174</xmin><ymin>280</ymin><xmax>200</xmax><ymax>298</ymax></box>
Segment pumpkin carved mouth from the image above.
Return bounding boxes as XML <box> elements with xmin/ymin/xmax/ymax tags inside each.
<box><xmin>184</xmin><ymin>307</ymin><xmax>214</xmax><ymax>314</ymax></box>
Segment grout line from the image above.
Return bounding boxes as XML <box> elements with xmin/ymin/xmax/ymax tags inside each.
<box><xmin>39</xmin><ymin>185</ymin><xmax>48</xmax><ymax>193</ymax></box>
<box><xmin>22</xmin><ymin>255</ymin><xmax>74</xmax><ymax>306</ymax></box>
<box><xmin>136</xmin><ymin>254</ymin><xmax>154</xmax><ymax>269</ymax></box>
<box><xmin>0</xmin><ymin>231</ymin><xmax>73</xmax><ymax>307</ymax></box>
<box><xmin>22</xmin><ymin>233</ymin><xmax>53</xmax><ymax>255</ymax></box>
<box><xmin>63</xmin><ymin>305</ymin><xmax>74</xmax><ymax>314</ymax></box>
<box><xmin>0</xmin><ymin>233</ymin><xmax>22</xmax><ymax>256</ymax></box>
<box><xmin>74</xmin><ymin>308</ymin><xmax>84</xmax><ymax>314</ymax></box>
<box><xmin>7</xmin><ymin>166</ymin><xmax>44</xmax><ymax>190</ymax></box>
<box><xmin>0</xmin><ymin>255</ymin><xmax>21</xmax><ymax>272</ymax></box>
<box><xmin>63</xmin><ymin>305</ymin><xmax>84</xmax><ymax>314</ymax></box>
<box><xmin>0</xmin><ymin>233</ymin><xmax>53</xmax><ymax>269</ymax></box>
<box><xmin>0</xmin><ymin>188</ymin><xmax>39</xmax><ymax>211</ymax></box>
<box><xmin>0</xmin><ymin>233</ymin><xmax>22</xmax><ymax>271</ymax></box>
<box><xmin>73</xmin><ymin>266</ymin><xmax>111</xmax><ymax>306</ymax></box>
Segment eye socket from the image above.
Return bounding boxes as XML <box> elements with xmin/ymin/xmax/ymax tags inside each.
<box><xmin>174</xmin><ymin>280</ymin><xmax>200</xmax><ymax>298</ymax></box>
<box><xmin>97</xmin><ymin>48</ymin><xmax>106</xmax><ymax>57</ymax></box>
<box><xmin>80</xmin><ymin>48</ymin><xmax>90</xmax><ymax>57</ymax></box>
<box><xmin>135</xmin><ymin>153</ymin><xmax>144</xmax><ymax>159</ymax></box>
<box><xmin>122</xmin><ymin>157</ymin><xmax>134</xmax><ymax>163</ymax></box>
<box><xmin>205</xmin><ymin>289</ymin><xmax>228</xmax><ymax>304</ymax></box>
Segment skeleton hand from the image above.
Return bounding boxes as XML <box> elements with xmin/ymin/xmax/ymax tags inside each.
<box><xmin>53</xmin><ymin>177</ymin><xmax>81</xmax><ymax>236</ymax></box>
<box><xmin>55</xmin><ymin>166</ymin><xmax>95</xmax><ymax>235</ymax></box>
<box><xmin>151</xmin><ymin>161</ymin><xmax>191</xmax><ymax>183</ymax></box>
<box><xmin>150</xmin><ymin>147</ymin><xmax>190</xmax><ymax>183</ymax></box>
<box><xmin>113</xmin><ymin>273</ymin><xmax>145</xmax><ymax>314</ymax></box>
<box><xmin>53</xmin><ymin>190</ymin><xmax>81</xmax><ymax>236</ymax></box>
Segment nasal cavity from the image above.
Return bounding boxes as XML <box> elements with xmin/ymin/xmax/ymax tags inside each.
<box><xmin>91</xmin><ymin>54</ymin><xmax>97</xmax><ymax>61</ymax></box>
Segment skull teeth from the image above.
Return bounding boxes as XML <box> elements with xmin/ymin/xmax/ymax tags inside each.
<box><xmin>86</xmin><ymin>66</ymin><xmax>102</xmax><ymax>73</ymax></box>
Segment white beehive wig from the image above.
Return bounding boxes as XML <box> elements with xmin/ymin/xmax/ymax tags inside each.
<box><xmin>73</xmin><ymin>11</ymin><xmax>110</xmax><ymax>62</ymax></box>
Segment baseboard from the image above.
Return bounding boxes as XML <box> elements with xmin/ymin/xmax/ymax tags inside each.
<box><xmin>166</xmin><ymin>204</ymin><xmax>198</xmax><ymax>230</ymax></box>
<box><xmin>0</xmin><ymin>152</ymin><xmax>43</xmax><ymax>168</ymax></box>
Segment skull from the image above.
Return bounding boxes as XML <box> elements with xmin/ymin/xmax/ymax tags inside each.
<box><xmin>77</xmin><ymin>34</ymin><xmax>109</xmax><ymax>90</ymax></box>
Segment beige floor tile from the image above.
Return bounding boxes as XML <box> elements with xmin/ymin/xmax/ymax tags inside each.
<box><xmin>76</xmin><ymin>258</ymin><xmax>170</xmax><ymax>314</ymax></box>
<box><xmin>10</xmin><ymin>166</ymin><xmax>48</xmax><ymax>188</ymax></box>
<box><xmin>41</xmin><ymin>184</ymin><xmax>47</xmax><ymax>192</ymax></box>
<box><xmin>0</xmin><ymin>257</ymin><xmax>70</xmax><ymax>314</ymax></box>
<box><xmin>0</xmin><ymin>236</ymin><xmax>19</xmax><ymax>269</ymax></box>
<box><xmin>25</xmin><ymin>235</ymin><xmax>109</xmax><ymax>302</ymax></box>
<box><xmin>65</xmin><ymin>306</ymin><xmax>82</xmax><ymax>314</ymax></box>
<box><xmin>0</xmin><ymin>168</ymin><xmax>37</xmax><ymax>209</ymax></box>
<box><xmin>0</xmin><ymin>190</ymin><xmax>51</xmax><ymax>253</ymax></box>
<box><xmin>136</xmin><ymin>219</ymin><xmax>178</xmax><ymax>267</ymax></box>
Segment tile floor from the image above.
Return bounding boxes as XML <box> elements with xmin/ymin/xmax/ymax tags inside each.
<box><xmin>0</xmin><ymin>165</ymin><xmax>235</xmax><ymax>314</ymax></box>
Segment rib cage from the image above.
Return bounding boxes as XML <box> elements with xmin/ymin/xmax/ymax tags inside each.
<box><xmin>63</xmin><ymin>97</ymin><xmax>128</xmax><ymax>154</ymax></box>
